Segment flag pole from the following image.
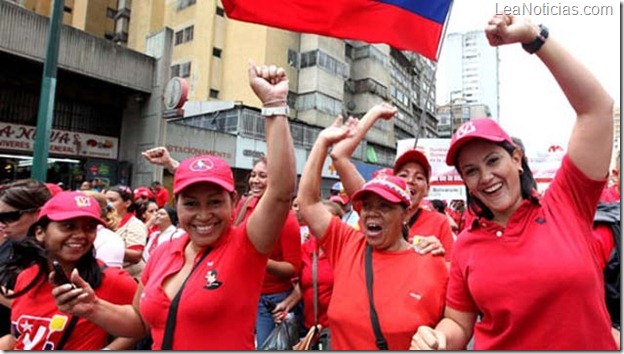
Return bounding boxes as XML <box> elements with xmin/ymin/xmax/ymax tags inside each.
<box><xmin>413</xmin><ymin>0</ymin><xmax>455</xmax><ymax>149</ymax></box>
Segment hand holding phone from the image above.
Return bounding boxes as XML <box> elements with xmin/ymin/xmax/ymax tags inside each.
<box><xmin>52</xmin><ymin>261</ymin><xmax>76</xmax><ymax>289</ymax></box>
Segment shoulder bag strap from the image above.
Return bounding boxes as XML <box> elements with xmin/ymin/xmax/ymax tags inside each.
<box><xmin>161</xmin><ymin>248</ymin><xmax>212</xmax><ymax>350</ymax></box>
<box><xmin>407</xmin><ymin>207</ymin><xmax>423</xmax><ymax>228</ymax></box>
<box><xmin>313</xmin><ymin>247</ymin><xmax>318</xmax><ymax>325</ymax></box>
<box><xmin>365</xmin><ymin>245</ymin><xmax>388</xmax><ymax>350</ymax></box>
<box><xmin>56</xmin><ymin>315</ymin><xmax>79</xmax><ymax>350</ymax></box>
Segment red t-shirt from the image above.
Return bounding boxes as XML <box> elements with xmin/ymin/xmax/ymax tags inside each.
<box><xmin>235</xmin><ymin>196</ymin><xmax>301</xmax><ymax>294</ymax></box>
<box><xmin>140</xmin><ymin>227</ymin><xmax>268</xmax><ymax>350</ymax></box>
<box><xmin>408</xmin><ymin>208</ymin><xmax>454</xmax><ymax>262</ymax></box>
<box><xmin>12</xmin><ymin>264</ymin><xmax>137</xmax><ymax>350</ymax></box>
<box><xmin>320</xmin><ymin>217</ymin><xmax>447</xmax><ymax>350</ymax></box>
<box><xmin>447</xmin><ymin>155</ymin><xmax>617</xmax><ymax>350</ymax></box>
<box><xmin>155</xmin><ymin>188</ymin><xmax>170</xmax><ymax>208</ymax></box>
<box><xmin>300</xmin><ymin>237</ymin><xmax>334</xmax><ymax>329</ymax></box>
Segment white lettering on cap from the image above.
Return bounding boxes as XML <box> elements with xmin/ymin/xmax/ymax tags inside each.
<box><xmin>456</xmin><ymin>121</ymin><xmax>476</xmax><ymax>138</ymax></box>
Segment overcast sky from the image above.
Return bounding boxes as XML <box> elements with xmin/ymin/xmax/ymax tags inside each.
<box><xmin>435</xmin><ymin>0</ymin><xmax>621</xmax><ymax>155</ymax></box>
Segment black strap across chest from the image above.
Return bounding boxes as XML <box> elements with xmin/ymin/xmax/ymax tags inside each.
<box><xmin>365</xmin><ymin>245</ymin><xmax>388</xmax><ymax>350</ymax></box>
<box><xmin>161</xmin><ymin>248</ymin><xmax>212</xmax><ymax>350</ymax></box>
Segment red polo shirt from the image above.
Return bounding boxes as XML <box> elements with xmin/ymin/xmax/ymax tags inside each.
<box><xmin>300</xmin><ymin>237</ymin><xmax>334</xmax><ymax>329</ymax></box>
<box><xmin>447</xmin><ymin>155</ymin><xmax>617</xmax><ymax>350</ymax></box>
<box><xmin>235</xmin><ymin>196</ymin><xmax>301</xmax><ymax>294</ymax></box>
<box><xmin>408</xmin><ymin>208</ymin><xmax>455</xmax><ymax>262</ymax></box>
<box><xmin>321</xmin><ymin>217</ymin><xmax>447</xmax><ymax>350</ymax></box>
<box><xmin>140</xmin><ymin>227</ymin><xmax>268</xmax><ymax>350</ymax></box>
<box><xmin>155</xmin><ymin>187</ymin><xmax>170</xmax><ymax>208</ymax></box>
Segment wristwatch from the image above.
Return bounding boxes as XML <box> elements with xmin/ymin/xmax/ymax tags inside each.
<box><xmin>522</xmin><ymin>24</ymin><xmax>549</xmax><ymax>54</ymax></box>
<box><xmin>261</xmin><ymin>106</ymin><xmax>290</xmax><ymax>117</ymax></box>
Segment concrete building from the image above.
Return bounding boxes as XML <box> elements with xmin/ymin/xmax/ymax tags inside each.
<box><xmin>440</xmin><ymin>30</ymin><xmax>500</xmax><ymax>122</ymax></box>
<box><xmin>5</xmin><ymin>0</ymin><xmax>131</xmax><ymax>45</ymax></box>
<box><xmin>128</xmin><ymin>0</ymin><xmax>439</xmax><ymax>191</ymax></box>
<box><xmin>436</xmin><ymin>99</ymin><xmax>491</xmax><ymax>137</ymax></box>
<box><xmin>1</xmin><ymin>0</ymin><xmax>440</xmax><ymax>196</ymax></box>
<box><xmin>0</xmin><ymin>1</ymin><xmax>167</xmax><ymax>189</ymax></box>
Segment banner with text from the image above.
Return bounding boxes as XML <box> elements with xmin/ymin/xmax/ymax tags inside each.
<box><xmin>0</xmin><ymin>122</ymin><xmax>118</xmax><ymax>159</ymax></box>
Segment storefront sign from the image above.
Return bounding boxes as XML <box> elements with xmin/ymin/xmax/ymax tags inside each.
<box><xmin>235</xmin><ymin>137</ymin><xmax>307</xmax><ymax>174</ymax></box>
<box><xmin>165</xmin><ymin>123</ymin><xmax>236</xmax><ymax>164</ymax></box>
<box><xmin>0</xmin><ymin>123</ymin><xmax>118</xmax><ymax>159</ymax></box>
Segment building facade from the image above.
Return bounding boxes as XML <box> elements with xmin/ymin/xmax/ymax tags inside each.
<box><xmin>128</xmin><ymin>0</ymin><xmax>439</xmax><ymax>187</ymax></box>
<box><xmin>5</xmin><ymin>0</ymin><xmax>131</xmax><ymax>45</ymax></box>
<box><xmin>440</xmin><ymin>30</ymin><xmax>499</xmax><ymax>123</ymax></box>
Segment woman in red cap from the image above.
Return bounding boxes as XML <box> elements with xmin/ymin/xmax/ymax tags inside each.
<box><xmin>233</xmin><ymin>156</ymin><xmax>301</xmax><ymax>348</ymax></box>
<box><xmin>50</xmin><ymin>61</ymin><xmax>297</xmax><ymax>350</ymax></box>
<box><xmin>0</xmin><ymin>191</ymin><xmax>137</xmax><ymax>350</ymax></box>
<box><xmin>410</xmin><ymin>15</ymin><xmax>616</xmax><ymax>350</ymax></box>
<box><xmin>329</xmin><ymin>102</ymin><xmax>454</xmax><ymax>263</ymax></box>
<box><xmin>297</xmin><ymin>117</ymin><xmax>447</xmax><ymax>350</ymax></box>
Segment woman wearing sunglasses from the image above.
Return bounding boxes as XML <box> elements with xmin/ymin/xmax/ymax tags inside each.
<box><xmin>0</xmin><ymin>179</ymin><xmax>52</xmax><ymax>347</ymax></box>
<box><xmin>0</xmin><ymin>191</ymin><xmax>137</xmax><ymax>350</ymax></box>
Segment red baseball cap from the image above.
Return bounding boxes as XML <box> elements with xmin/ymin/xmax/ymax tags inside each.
<box><xmin>330</xmin><ymin>195</ymin><xmax>350</xmax><ymax>205</ymax></box>
<box><xmin>38</xmin><ymin>191</ymin><xmax>104</xmax><ymax>224</ymax></box>
<box><xmin>446</xmin><ymin>118</ymin><xmax>514</xmax><ymax>166</ymax></box>
<box><xmin>351</xmin><ymin>175</ymin><xmax>411</xmax><ymax>212</ymax></box>
<box><xmin>45</xmin><ymin>183</ymin><xmax>63</xmax><ymax>196</ymax></box>
<box><xmin>174</xmin><ymin>155</ymin><xmax>234</xmax><ymax>194</ymax></box>
<box><xmin>134</xmin><ymin>187</ymin><xmax>154</xmax><ymax>200</ymax></box>
<box><xmin>372</xmin><ymin>168</ymin><xmax>394</xmax><ymax>179</ymax></box>
<box><xmin>394</xmin><ymin>149</ymin><xmax>431</xmax><ymax>182</ymax></box>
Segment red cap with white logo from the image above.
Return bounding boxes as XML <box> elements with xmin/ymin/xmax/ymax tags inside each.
<box><xmin>446</xmin><ymin>118</ymin><xmax>514</xmax><ymax>166</ymax></box>
<box><xmin>173</xmin><ymin>155</ymin><xmax>235</xmax><ymax>194</ymax></box>
<box><xmin>38</xmin><ymin>191</ymin><xmax>104</xmax><ymax>224</ymax></box>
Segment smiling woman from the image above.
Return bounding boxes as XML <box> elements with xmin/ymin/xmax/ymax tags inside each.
<box><xmin>0</xmin><ymin>191</ymin><xmax>137</xmax><ymax>350</ymax></box>
<box><xmin>49</xmin><ymin>61</ymin><xmax>297</xmax><ymax>350</ymax></box>
<box><xmin>297</xmin><ymin>116</ymin><xmax>448</xmax><ymax>350</ymax></box>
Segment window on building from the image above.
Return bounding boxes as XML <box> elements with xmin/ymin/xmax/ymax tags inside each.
<box><xmin>63</xmin><ymin>6</ymin><xmax>72</xmax><ymax>13</ymax></box>
<box><xmin>106</xmin><ymin>8</ymin><xmax>116</xmax><ymax>19</ymax></box>
<box><xmin>177</xmin><ymin>0</ymin><xmax>196</xmax><ymax>11</ymax></box>
<box><xmin>171</xmin><ymin>62</ymin><xmax>192</xmax><ymax>78</ymax></box>
<box><xmin>212</xmin><ymin>48</ymin><xmax>222</xmax><ymax>58</ymax></box>
<box><xmin>174</xmin><ymin>31</ymin><xmax>184</xmax><ymax>45</ymax></box>
<box><xmin>209</xmin><ymin>89</ymin><xmax>219</xmax><ymax>99</ymax></box>
<box><xmin>175</xmin><ymin>25</ymin><xmax>194</xmax><ymax>45</ymax></box>
<box><xmin>216</xmin><ymin>6</ymin><xmax>225</xmax><ymax>16</ymax></box>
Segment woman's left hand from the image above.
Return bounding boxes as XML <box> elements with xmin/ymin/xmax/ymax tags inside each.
<box><xmin>412</xmin><ymin>235</ymin><xmax>446</xmax><ymax>256</ymax></box>
<box><xmin>485</xmin><ymin>14</ymin><xmax>538</xmax><ymax>47</ymax></box>
<box><xmin>248</xmin><ymin>60</ymin><xmax>289</xmax><ymax>106</ymax></box>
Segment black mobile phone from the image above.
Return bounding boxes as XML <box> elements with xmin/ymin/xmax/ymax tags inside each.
<box><xmin>52</xmin><ymin>261</ymin><xmax>75</xmax><ymax>288</ymax></box>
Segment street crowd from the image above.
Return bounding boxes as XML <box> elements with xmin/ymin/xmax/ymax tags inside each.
<box><xmin>0</xmin><ymin>15</ymin><xmax>619</xmax><ymax>350</ymax></box>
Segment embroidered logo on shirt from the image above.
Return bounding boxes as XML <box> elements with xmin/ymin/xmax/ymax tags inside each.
<box><xmin>204</xmin><ymin>269</ymin><xmax>222</xmax><ymax>290</ymax></box>
<box><xmin>409</xmin><ymin>292</ymin><xmax>422</xmax><ymax>300</ymax></box>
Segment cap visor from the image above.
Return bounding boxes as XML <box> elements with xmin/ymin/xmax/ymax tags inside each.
<box><xmin>174</xmin><ymin>178</ymin><xmax>234</xmax><ymax>194</ymax></box>
<box><xmin>46</xmin><ymin>211</ymin><xmax>105</xmax><ymax>225</ymax></box>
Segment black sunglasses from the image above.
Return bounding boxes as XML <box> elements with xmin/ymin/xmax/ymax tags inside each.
<box><xmin>0</xmin><ymin>208</ymin><xmax>38</xmax><ymax>224</ymax></box>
